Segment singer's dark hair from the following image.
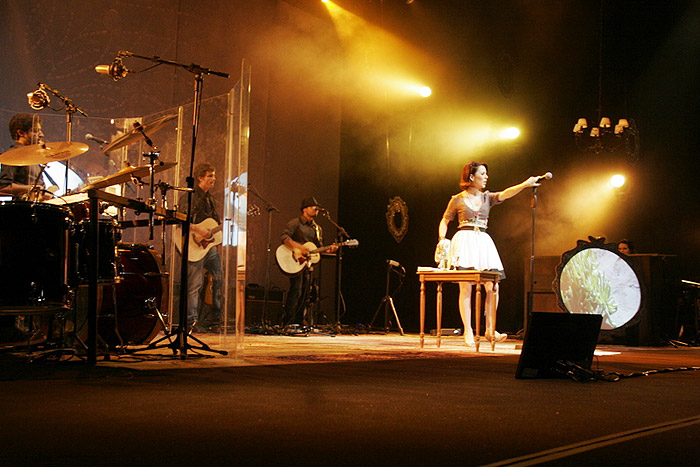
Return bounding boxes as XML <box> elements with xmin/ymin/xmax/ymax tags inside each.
<box><xmin>459</xmin><ymin>161</ymin><xmax>488</xmax><ymax>190</ymax></box>
<box><xmin>9</xmin><ymin>113</ymin><xmax>40</xmax><ymax>141</ymax></box>
<box><xmin>194</xmin><ymin>162</ymin><xmax>216</xmax><ymax>179</ymax></box>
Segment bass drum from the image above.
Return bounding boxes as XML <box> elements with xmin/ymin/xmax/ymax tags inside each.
<box><xmin>96</xmin><ymin>243</ymin><xmax>168</xmax><ymax>346</ymax></box>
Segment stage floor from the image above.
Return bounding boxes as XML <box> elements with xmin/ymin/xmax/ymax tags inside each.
<box><xmin>42</xmin><ymin>330</ymin><xmax>699</xmax><ymax>373</ymax></box>
<box><xmin>1</xmin><ymin>331</ymin><xmax>699</xmax><ymax>466</ymax></box>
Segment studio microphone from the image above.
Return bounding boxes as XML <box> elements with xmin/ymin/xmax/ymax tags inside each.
<box><xmin>85</xmin><ymin>133</ymin><xmax>109</xmax><ymax>145</ymax></box>
<box><xmin>535</xmin><ymin>172</ymin><xmax>553</xmax><ymax>183</ymax></box>
<box><xmin>95</xmin><ymin>56</ymin><xmax>129</xmax><ymax>81</ymax></box>
<box><xmin>26</xmin><ymin>85</ymin><xmax>50</xmax><ymax>110</ymax></box>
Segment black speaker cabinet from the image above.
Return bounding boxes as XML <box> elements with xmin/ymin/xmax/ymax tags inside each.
<box><xmin>245</xmin><ymin>285</ymin><xmax>285</xmax><ymax>326</ymax></box>
<box><xmin>516</xmin><ymin>312</ymin><xmax>602</xmax><ymax>379</ymax></box>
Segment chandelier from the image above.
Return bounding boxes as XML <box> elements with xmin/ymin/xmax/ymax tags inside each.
<box><xmin>572</xmin><ymin>1</ymin><xmax>640</xmax><ymax>164</ymax></box>
<box><xmin>573</xmin><ymin>116</ymin><xmax>639</xmax><ymax>163</ymax></box>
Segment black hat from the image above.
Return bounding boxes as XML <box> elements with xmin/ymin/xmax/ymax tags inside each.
<box><xmin>300</xmin><ymin>196</ymin><xmax>320</xmax><ymax>209</ymax></box>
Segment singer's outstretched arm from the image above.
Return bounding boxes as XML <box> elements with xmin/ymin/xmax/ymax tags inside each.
<box><xmin>497</xmin><ymin>176</ymin><xmax>540</xmax><ymax>201</ymax></box>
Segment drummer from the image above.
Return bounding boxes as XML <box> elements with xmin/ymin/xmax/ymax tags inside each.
<box><xmin>0</xmin><ymin>113</ymin><xmax>52</xmax><ymax>200</ymax></box>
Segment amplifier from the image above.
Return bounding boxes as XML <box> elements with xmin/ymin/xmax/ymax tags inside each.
<box><xmin>245</xmin><ymin>285</ymin><xmax>284</xmax><ymax>303</ymax></box>
<box><xmin>245</xmin><ymin>285</ymin><xmax>285</xmax><ymax>326</ymax></box>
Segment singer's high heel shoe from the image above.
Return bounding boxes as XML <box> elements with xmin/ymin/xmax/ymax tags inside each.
<box><xmin>485</xmin><ymin>331</ymin><xmax>508</xmax><ymax>343</ymax></box>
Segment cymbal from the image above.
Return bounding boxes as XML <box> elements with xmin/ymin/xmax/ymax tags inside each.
<box><xmin>102</xmin><ymin>114</ymin><xmax>177</xmax><ymax>153</ymax></box>
<box><xmin>0</xmin><ymin>142</ymin><xmax>89</xmax><ymax>166</ymax></box>
<box><xmin>80</xmin><ymin>161</ymin><xmax>177</xmax><ymax>191</ymax></box>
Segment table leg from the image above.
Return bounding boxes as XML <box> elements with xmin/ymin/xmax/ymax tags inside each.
<box><xmin>436</xmin><ymin>282</ymin><xmax>443</xmax><ymax>348</ymax></box>
<box><xmin>475</xmin><ymin>280</ymin><xmax>482</xmax><ymax>352</ymax></box>
<box><xmin>419</xmin><ymin>276</ymin><xmax>425</xmax><ymax>348</ymax></box>
<box><xmin>490</xmin><ymin>281</ymin><xmax>497</xmax><ymax>351</ymax></box>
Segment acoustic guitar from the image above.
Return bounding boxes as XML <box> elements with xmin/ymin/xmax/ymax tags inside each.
<box><xmin>276</xmin><ymin>239</ymin><xmax>359</xmax><ymax>275</ymax></box>
<box><xmin>174</xmin><ymin>218</ymin><xmax>223</xmax><ymax>262</ymax></box>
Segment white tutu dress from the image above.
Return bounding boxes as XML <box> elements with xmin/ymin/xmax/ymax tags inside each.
<box><xmin>450</xmin><ymin>229</ymin><xmax>504</xmax><ymax>278</ymax></box>
<box><xmin>442</xmin><ymin>190</ymin><xmax>506</xmax><ymax>279</ymax></box>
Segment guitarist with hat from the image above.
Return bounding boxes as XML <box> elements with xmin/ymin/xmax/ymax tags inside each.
<box><xmin>280</xmin><ymin>196</ymin><xmax>337</xmax><ymax>329</ymax></box>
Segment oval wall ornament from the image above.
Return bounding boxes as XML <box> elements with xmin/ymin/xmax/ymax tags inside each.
<box><xmin>386</xmin><ymin>196</ymin><xmax>409</xmax><ymax>243</ymax></box>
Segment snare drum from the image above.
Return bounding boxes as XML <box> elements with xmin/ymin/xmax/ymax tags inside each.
<box><xmin>45</xmin><ymin>193</ymin><xmax>90</xmax><ymax>220</ymax></box>
<box><xmin>0</xmin><ymin>202</ymin><xmax>72</xmax><ymax>311</ymax></box>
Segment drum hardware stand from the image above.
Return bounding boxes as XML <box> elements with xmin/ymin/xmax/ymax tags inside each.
<box><xmin>125</xmin><ymin>297</ymin><xmax>177</xmax><ymax>352</ymax></box>
<box><xmin>248</xmin><ymin>185</ymin><xmax>280</xmax><ymax>334</ymax></box>
<box><xmin>26</xmin><ymin>164</ymin><xmax>49</xmax><ymax>202</ymax></box>
<box><xmin>369</xmin><ymin>260</ymin><xmax>405</xmax><ymax>335</ymax></box>
<box><xmin>134</xmin><ymin>122</ymin><xmax>161</xmax><ymax>242</ymax></box>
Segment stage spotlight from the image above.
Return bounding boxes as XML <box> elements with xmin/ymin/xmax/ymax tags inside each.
<box><xmin>499</xmin><ymin>127</ymin><xmax>520</xmax><ymax>139</ymax></box>
<box><xmin>399</xmin><ymin>83</ymin><xmax>431</xmax><ymax>97</ymax></box>
<box><xmin>610</xmin><ymin>174</ymin><xmax>626</xmax><ymax>188</ymax></box>
<box><xmin>383</xmin><ymin>81</ymin><xmax>432</xmax><ymax>98</ymax></box>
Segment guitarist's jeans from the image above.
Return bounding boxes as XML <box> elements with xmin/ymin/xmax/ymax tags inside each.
<box><xmin>284</xmin><ymin>268</ymin><xmax>312</xmax><ymax>326</ymax></box>
<box><xmin>186</xmin><ymin>248</ymin><xmax>222</xmax><ymax>327</ymax></box>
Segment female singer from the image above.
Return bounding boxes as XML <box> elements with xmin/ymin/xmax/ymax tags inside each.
<box><xmin>438</xmin><ymin>161</ymin><xmax>539</xmax><ymax>346</ymax></box>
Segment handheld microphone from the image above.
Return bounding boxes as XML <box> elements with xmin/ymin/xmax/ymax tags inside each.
<box><xmin>535</xmin><ymin>172</ymin><xmax>553</xmax><ymax>183</ymax></box>
<box><xmin>85</xmin><ymin>133</ymin><xmax>109</xmax><ymax>145</ymax></box>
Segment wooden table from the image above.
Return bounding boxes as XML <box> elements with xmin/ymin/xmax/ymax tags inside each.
<box><xmin>417</xmin><ymin>268</ymin><xmax>502</xmax><ymax>351</ymax></box>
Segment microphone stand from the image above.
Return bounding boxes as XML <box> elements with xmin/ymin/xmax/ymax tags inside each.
<box><xmin>117</xmin><ymin>52</ymin><xmax>229</xmax><ymax>358</ymax></box>
<box><xmin>525</xmin><ymin>186</ymin><xmax>538</xmax><ymax>335</ymax></box>
<box><xmin>248</xmin><ymin>185</ymin><xmax>280</xmax><ymax>333</ymax></box>
<box><xmin>319</xmin><ymin>210</ymin><xmax>350</xmax><ymax>334</ymax></box>
<box><xmin>176</xmin><ymin>72</ymin><xmax>226</xmax><ymax>358</ymax></box>
<box><xmin>37</xmin><ymin>83</ymin><xmax>88</xmax><ymax>193</ymax></box>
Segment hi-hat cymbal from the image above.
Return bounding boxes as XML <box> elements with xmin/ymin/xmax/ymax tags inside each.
<box><xmin>80</xmin><ymin>161</ymin><xmax>177</xmax><ymax>191</ymax></box>
<box><xmin>0</xmin><ymin>142</ymin><xmax>89</xmax><ymax>166</ymax></box>
<box><xmin>102</xmin><ymin>114</ymin><xmax>177</xmax><ymax>153</ymax></box>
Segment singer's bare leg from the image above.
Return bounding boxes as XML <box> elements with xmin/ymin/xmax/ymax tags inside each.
<box><xmin>485</xmin><ymin>282</ymin><xmax>506</xmax><ymax>342</ymax></box>
<box><xmin>458</xmin><ymin>282</ymin><xmax>475</xmax><ymax>347</ymax></box>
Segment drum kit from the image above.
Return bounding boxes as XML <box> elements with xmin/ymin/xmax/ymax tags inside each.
<box><xmin>0</xmin><ymin>115</ymin><xmax>182</xmax><ymax>351</ymax></box>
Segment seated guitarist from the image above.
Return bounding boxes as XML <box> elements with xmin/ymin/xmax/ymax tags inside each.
<box><xmin>177</xmin><ymin>162</ymin><xmax>222</xmax><ymax>332</ymax></box>
<box><xmin>280</xmin><ymin>196</ymin><xmax>337</xmax><ymax>328</ymax></box>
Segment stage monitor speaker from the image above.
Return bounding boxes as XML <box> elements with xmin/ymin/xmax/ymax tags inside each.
<box><xmin>515</xmin><ymin>312</ymin><xmax>602</xmax><ymax>379</ymax></box>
